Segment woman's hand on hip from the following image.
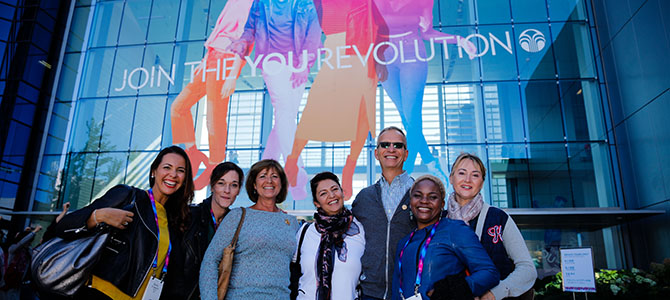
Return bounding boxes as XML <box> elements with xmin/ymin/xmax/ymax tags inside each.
<box><xmin>88</xmin><ymin>208</ymin><xmax>134</xmax><ymax>230</ymax></box>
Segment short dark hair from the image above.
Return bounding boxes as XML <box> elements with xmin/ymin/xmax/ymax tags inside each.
<box><xmin>309</xmin><ymin>171</ymin><xmax>341</xmax><ymax>203</ymax></box>
<box><xmin>245</xmin><ymin>159</ymin><xmax>288</xmax><ymax>203</ymax></box>
<box><xmin>377</xmin><ymin>126</ymin><xmax>407</xmax><ymax>146</ymax></box>
<box><xmin>210</xmin><ymin>162</ymin><xmax>244</xmax><ymax>189</ymax></box>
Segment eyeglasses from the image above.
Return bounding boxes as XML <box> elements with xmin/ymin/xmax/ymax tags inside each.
<box><xmin>377</xmin><ymin>142</ymin><xmax>406</xmax><ymax>149</ymax></box>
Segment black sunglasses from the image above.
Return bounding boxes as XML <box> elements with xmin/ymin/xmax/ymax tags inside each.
<box><xmin>377</xmin><ymin>142</ymin><xmax>406</xmax><ymax>149</ymax></box>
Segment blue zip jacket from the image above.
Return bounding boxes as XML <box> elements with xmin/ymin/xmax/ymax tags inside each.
<box><xmin>391</xmin><ymin>219</ymin><xmax>499</xmax><ymax>300</ymax></box>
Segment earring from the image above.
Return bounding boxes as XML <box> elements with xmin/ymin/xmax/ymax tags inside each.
<box><xmin>409</xmin><ymin>209</ymin><xmax>414</xmax><ymax>222</ymax></box>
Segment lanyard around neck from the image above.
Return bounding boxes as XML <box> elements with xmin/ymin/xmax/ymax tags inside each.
<box><xmin>398</xmin><ymin>219</ymin><xmax>441</xmax><ymax>298</ymax></box>
<box><xmin>148</xmin><ymin>189</ymin><xmax>171</xmax><ymax>278</ymax></box>
<box><xmin>210</xmin><ymin>208</ymin><xmax>219</xmax><ymax>230</ymax></box>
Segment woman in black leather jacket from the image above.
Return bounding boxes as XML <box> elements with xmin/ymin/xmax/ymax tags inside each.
<box><xmin>51</xmin><ymin>146</ymin><xmax>194</xmax><ymax>299</ymax></box>
<box><xmin>165</xmin><ymin>162</ymin><xmax>244</xmax><ymax>299</ymax></box>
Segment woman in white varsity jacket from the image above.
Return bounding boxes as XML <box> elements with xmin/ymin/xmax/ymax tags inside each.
<box><xmin>446</xmin><ymin>153</ymin><xmax>537</xmax><ymax>300</ymax></box>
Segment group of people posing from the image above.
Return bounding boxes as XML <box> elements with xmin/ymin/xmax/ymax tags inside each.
<box><xmin>45</xmin><ymin>126</ymin><xmax>536</xmax><ymax>300</ymax></box>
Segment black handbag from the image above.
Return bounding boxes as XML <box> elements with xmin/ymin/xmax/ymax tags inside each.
<box><xmin>30</xmin><ymin>227</ymin><xmax>109</xmax><ymax>297</ymax></box>
<box><xmin>289</xmin><ymin>222</ymin><xmax>310</xmax><ymax>300</ymax></box>
<box><xmin>31</xmin><ymin>191</ymin><xmax>136</xmax><ymax>297</ymax></box>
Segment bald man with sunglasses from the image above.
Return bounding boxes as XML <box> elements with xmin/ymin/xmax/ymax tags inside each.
<box><xmin>352</xmin><ymin>126</ymin><xmax>415</xmax><ymax>300</ymax></box>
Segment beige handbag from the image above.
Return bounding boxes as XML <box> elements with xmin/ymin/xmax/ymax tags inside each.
<box><xmin>217</xmin><ymin>207</ymin><xmax>246</xmax><ymax>300</ymax></box>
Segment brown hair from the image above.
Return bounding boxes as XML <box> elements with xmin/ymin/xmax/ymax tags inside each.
<box><xmin>209</xmin><ymin>162</ymin><xmax>244</xmax><ymax>190</ymax></box>
<box><xmin>449</xmin><ymin>152</ymin><xmax>487</xmax><ymax>181</ymax></box>
<box><xmin>245</xmin><ymin>159</ymin><xmax>288</xmax><ymax>203</ymax></box>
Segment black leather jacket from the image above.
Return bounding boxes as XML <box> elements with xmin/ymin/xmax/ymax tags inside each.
<box><xmin>163</xmin><ymin>196</ymin><xmax>228</xmax><ymax>300</ymax></box>
<box><xmin>52</xmin><ymin>185</ymin><xmax>179</xmax><ymax>298</ymax></box>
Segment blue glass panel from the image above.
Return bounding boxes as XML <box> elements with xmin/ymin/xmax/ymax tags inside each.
<box><xmin>516</xmin><ymin>24</ymin><xmax>556</xmax><ymax>80</ymax></box>
<box><xmin>568</xmin><ymin>142</ymin><xmax>615</xmax><ymax>207</ymax></box>
<box><xmin>131</xmin><ymin>96</ymin><xmax>166</xmax><ymax>151</ymax></box>
<box><xmin>443</xmin><ymin>83</ymin><xmax>485</xmax><ymax>143</ymax></box>
<box><xmin>0</xmin><ymin>161</ymin><xmax>22</xmax><ymax>184</ymax></box>
<box><xmin>90</xmin><ymin>1</ymin><xmax>123</xmax><ymax>47</ymax></box>
<box><xmin>487</xmin><ymin>144</ymin><xmax>531</xmax><ymax>208</ymax></box>
<box><xmin>108</xmin><ymin>46</ymin><xmax>144</xmax><ymax>97</ymax></box>
<box><xmin>31</xmin><ymin>23</ymin><xmax>52</xmax><ymax>52</ymax></box>
<box><xmin>55</xmin><ymin>53</ymin><xmax>81</xmax><ymax>101</ymax></box>
<box><xmin>44</xmin><ymin>135</ymin><xmax>65</xmax><ymax>156</ymax></box>
<box><xmin>117</xmin><ymin>0</ymin><xmax>151</xmax><ymax>45</ymax></box>
<box><xmin>146</xmin><ymin>0</ymin><xmax>179</xmax><ymax>43</ymax></box>
<box><xmin>11</xmin><ymin>102</ymin><xmax>35</xmax><ymax>125</ymax></box>
<box><xmin>479</xmin><ymin>25</ymin><xmax>518</xmax><ymax>81</ymax></box>
<box><xmin>438</xmin><ymin>0</ymin><xmax>476</xmax><ymax>26</ymax></box>
<box><xmin>4</xmin><ymin>121</ymin><xmax>30</xmax><ymax>157</ymax></box>
<box><xmin>0</xmin><ymin>3</ymin><xmax>15</xmax><ymax>20</ymax></box>
<box><xmin>527</xmin><ymin>143</ymin><xmax>571</xmax><ymax>208</ymax></box>
<box><xmin>70</xmin><ymin>98</ymin><xmax>106</xmax><ymax>152</ymax></box>
<box><xmin>139</xmin><ymin>44</ymin><xmax>175</xmax><ymax>95</ymax></box>
<box><xmin>560</xmin><ymin>80</ymin><xmax>605</xmax><ymax>141</ymax></box>
<box><xmin>552</xmin><ymin>22</ymin><xmax>595</xmax><ymax>79</ymax></box>
<box><xmin>511</xmin><ymin>0</ymin><xmax>548</xmax><ymax>23</ymax></box>
<box><xmin>176</xmin><ymin>0</ymin><xmax>209</xmax><ymax>42</ymax></box>
<box><xmin>482</xmin><ymin>82</ymin><xmax>525</xmax><ymax>143</ymax></box>
<box><xmin>62</xmin><ymin>152</ymin><xmax>97</xmax><ymax>209</ymax></box>
<box><xmin>0</xmin><ymin>181</ymin><xmax>18</xmax><ymax>209</ymax></box>
<box><xmin>66</xmin><ymin>6</ymin><xmax>91</xmax><ymax>52</ymax></box>
<box><xmin>100</xmin><ymin>97</ymin><xmax>135</xmax><ymax>151</ymax></box>
<box><xmin>476</xmin><ymin>0</ymin><xmax>511</xmax><ymax>24</ymax></box>
<box><xmin>547</xmin><ymin>0</ymin><xmax>586</xmax><ymax>21</ymax></box>
<box><xmin>520</xmin><ymin>81</ymin><xmax>564</xmax><ymax>142</ymax></box>
<box><xmin>37</xmin><ymin>155</ymin><xmax>62</xmax><ymax>192</ymax></box>
<box><xmin>17</xmin><ymin>82</ymin><xmax>39</xmax><ymax>103</ymax></box>
<box><xmin>91</xmin><ymin>152</ymin><xmax>128</xmax><ymax>199</ymax></box>
<box><xmin>81</xmin><ymin>48</ymin><xmax>116</xmax><ymax>98</ymax></box>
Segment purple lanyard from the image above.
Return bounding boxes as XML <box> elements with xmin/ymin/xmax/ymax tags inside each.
<box><xmin>147</xmin><ymin>189</ymin><xmax>171</xmax><ymax>277</ymax></box>
<box><xmin>210</xmin><ymin>209</ymin><xmax>219</xmax><ymax>230</ymax></box>
<box><xmin>398</xmin><ymin>219</ymin><xmax>441</xmax><ymax>298</ymax></box>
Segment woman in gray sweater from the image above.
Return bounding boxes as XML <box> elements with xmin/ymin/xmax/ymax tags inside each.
<box><xmin>200</xmin><ymin>159</ymin><xmax>299</xmax><ymax>299</ymax></box>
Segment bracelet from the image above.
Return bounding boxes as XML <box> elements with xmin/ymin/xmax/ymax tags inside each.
<box><xmin>93</xmin><ymin>209</ymin><xmax>99</xmax><ymax>225</ymax></box>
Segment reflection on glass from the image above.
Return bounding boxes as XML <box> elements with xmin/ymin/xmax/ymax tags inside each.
<box><xmin>527</xmin><ymin>143</ymin><xmax>571</xmax><ymax>208</ymax></box>
<box><xmin>90</xmin><ymin>1</ymin><xmax>123</xmax><ymax>47</ymax></box>
<box><xmin>131</xmin><ymin>96</ymin><xmax>166</xmax><ymax>151</ymax></box>
<box><xmin>63</xmin><ymin>152</ymin><xmax>97</xmax><ymax>210</ymax></box>
<box><xmin>521</xmin><ymin>81</ymin><xmax>564</xmax><ymax>142</ymax></box>
<box><xmin>101</xmin><ymin>98</ymin><xmax>135</xmax><ymax>151</ymax></box>
<box><xmin>547</xmin><ymin>0</ymin><xmax>586</xmax><ymax>21</ymax></box>
<box><xmin>444</xmin><ymin>84</ymin><xmax>484</xmax><ymax>143</ymax></box>
<box><xmin>146</xmin><ymin>1</ymin><xmax>179</xmax><ymax>43</ymax></box>
<box><xmin>552</xmin><ymin>22</ymin><xmax>595</xmax><ymax>79</ymax></box>
<box><xmin>561</xmin><ymin>80</ymin><xmax>605</xmax><ymax>141</ymax></box>
<box><xmin>117</xmin><ymin>0</ymin><xmax>151</xmax><ymax>45</ymax></box>
<box><xmin>488</xmin><ymin>144</ymin><xmax>531</xmax><ymax>208</ymax></box>
<box><xmin>81</xmin><ymin>48</ymin><xmax>116</xmax><ymax>98</ymax></box>
<box><xmin>483</xmin><ymin>82</ymin><xmax>525</xmax><ymax>143</ymax></box>
<box><xmin>510</xmin><ymin>0</ymin><xmax>547</xmax><ymax>23</ymax></box>
<box><xmin>476</xmin><ymin>0</ymin><xmax>511</xmax><ymax>24</ymax></box>
<box><xmin>70</xmin><ymin>98</ymin><xmax>106</xmax><ymax>152</ymax></box>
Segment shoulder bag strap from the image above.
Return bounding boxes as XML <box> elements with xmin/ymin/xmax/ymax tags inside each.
<box><xmin>229</xmin><ymin>207</ymin><xmax>246</xmax><ymax>247</ymax></box>
<box><xmin>295</xmin><ymin>222</ymin><xmax>310</xmax><ymax>263</ymax></box>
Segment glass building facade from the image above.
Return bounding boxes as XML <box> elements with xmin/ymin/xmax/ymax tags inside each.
<box><xmin>4</xmin><ymin>0</ymin><xmax>668</xmax><ymax>279</ymax></box>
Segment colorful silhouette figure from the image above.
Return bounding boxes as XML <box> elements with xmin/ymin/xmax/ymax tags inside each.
<box><xmin>170</xmin><ymin>0</ymin><xmax>254</xmax><ymax>189</ymax></box>
<box><xmin>284</xmin><ymin>0</ymin><xmax>388</xmax><ymax>200</ymax></box>
<box><xmin>374</xmin><ymin>0</ymin><xmax>475</xmax><ymax>180</ymax></box>
<box><xmin>230</xmin><ymin>0</ymin><xmax>322</xmax><ymax>200</ymax></box>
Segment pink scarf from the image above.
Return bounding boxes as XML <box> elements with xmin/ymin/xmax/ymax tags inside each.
<box><xmin>447</xmin><ymin>192</ymin><xmax>484</xmax><ymax>225</ymax></box>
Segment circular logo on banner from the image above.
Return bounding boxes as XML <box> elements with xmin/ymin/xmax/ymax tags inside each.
<box><xmin>519</xmin><ymin>29</ymin><xmax>546</xmax><ymax>53</ymax></box>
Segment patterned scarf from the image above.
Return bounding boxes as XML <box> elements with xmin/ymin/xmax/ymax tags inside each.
<box><xmin>447</xmin><ymin>192</ymin><xmax>484</xmax><ymax>225</ymax></box>
<box><xmin>313</xmin><ymin>207</ymin><xmax>355</xmax><ymax>300</ymax></box>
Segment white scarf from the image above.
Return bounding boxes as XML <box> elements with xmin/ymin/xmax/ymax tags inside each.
<box><xmin>447</xmin><ymin>192</ymin><xmax>484</xmax><ymax>225</ymax></box>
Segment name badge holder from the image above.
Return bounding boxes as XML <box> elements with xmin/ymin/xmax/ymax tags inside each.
<box><xmin>397</xmin><ymin>220</ymin><xmax>441</xmax><ymax>300</ymax></box>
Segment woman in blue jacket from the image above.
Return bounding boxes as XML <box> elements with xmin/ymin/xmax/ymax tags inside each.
<box><xmin>391</xmin><ymin>175</ymin><xmax>499</xmax><ymax>300</ymax></box>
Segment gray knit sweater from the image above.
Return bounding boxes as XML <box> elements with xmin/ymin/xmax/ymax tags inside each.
<box><xmin>199</xmin><ymin>207</ymin><xmax>299</xmax><ymax>300</ymax></box>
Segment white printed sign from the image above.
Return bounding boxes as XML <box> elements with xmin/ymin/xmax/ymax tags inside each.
<box><xmin>560</xmin><ymin>248</ymin><xmax>596</xmax><ymax>293</ymax></box>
